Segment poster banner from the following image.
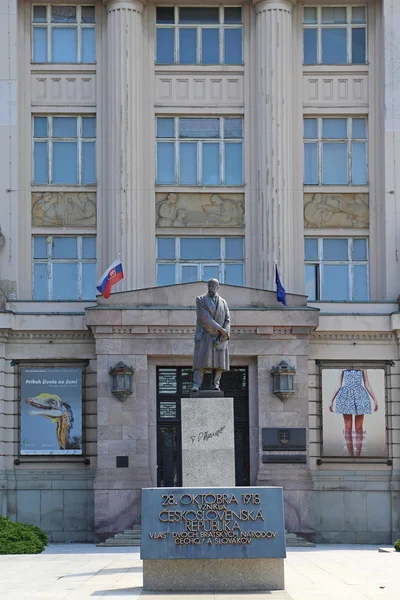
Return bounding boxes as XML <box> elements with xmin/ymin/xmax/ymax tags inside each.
<box><xmin>322</xmin><ymin>368</ymin><xmax>386</xmax><ymax>458</ymax></box>
<box><xmin>20</xmin><ymin>367</ymin><xmax>82</xmax><ymax>455</ymax></box>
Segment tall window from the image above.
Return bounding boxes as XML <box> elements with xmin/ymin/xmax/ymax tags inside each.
<box><xmin>303</xmin><ymin>6</ymin><xmax>366</xmax><ymax>65</ymax></box>
<box><xmin>157</xmin><ymin>237</ymin><xmax>244</xmax><ymax>286</ymax></box>
<box><xmin>305</xmin><ymin>237</ymin><xmax>368</xmax><ymax>301</ymax></box>
<box><xmin>156</xmin><ymin>117</ymin><xmax>243</xmax><ymax>185</ymax></box>
<box><xmin>304</xmin><ymin>117</ymin><xmax>367</xmax><ymax>185</ymax></box>
<box><xmin>156</xmin><ymin>6</ymin><xmax>242</xmax><ymax>65</ymax></box>
<box><xmin>33</xmin><ymin>116</ymin><xmax>96</xmax><ymax>185</ymax></box>
<box><xmin>33</xmin><ymin>236</ymin><xmax>96</xmax><ymax>300</ymax></box>
<box><xmin>32</xmin><ymin>5</ymin><xmax>96</xmax><ymax>63</ymax></box>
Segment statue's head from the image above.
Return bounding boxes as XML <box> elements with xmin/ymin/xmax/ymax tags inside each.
<box><xmin>207</xmin><ymin>278</ymin><xmax>220</xmax><ymax>297</ymax></box>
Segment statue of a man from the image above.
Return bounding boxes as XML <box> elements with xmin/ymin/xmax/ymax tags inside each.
<box><xmin>192</xmin><ymin>279</ymin><xmax>230</xmax><ymax>392</ymax></box>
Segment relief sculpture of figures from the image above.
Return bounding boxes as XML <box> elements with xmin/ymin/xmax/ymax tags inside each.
<box><xmin>32</xmin><ymin>192</ymin><xmax>96</xmax><ymax>227</ymax></box>
<box><xmin>156</xmin><ymin>192</ymin><xmax>244</xmax><ymax>227</ymax></box>
<box><xmin>304</xmin><ymin>193</ymin><xmax>369</xmax><ymax>228</ymax></box>
<box><xmin>192</xmin><ymin>279</ymin><xmax>230</xmax><ymax>392</ymax></box>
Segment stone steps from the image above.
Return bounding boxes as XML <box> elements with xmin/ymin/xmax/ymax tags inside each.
<box><xmin>97</xmin><ymin>527</ymin><xmax>315</xmax><ymax>548</ymax></box>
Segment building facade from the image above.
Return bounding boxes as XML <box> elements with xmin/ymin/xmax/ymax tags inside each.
<box><xmin>0</xmin><ymin>0</ymin><xmax>399</xmax><ymax>544</ymax></box>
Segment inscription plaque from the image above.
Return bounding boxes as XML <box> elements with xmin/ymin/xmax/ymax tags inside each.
<box><xmin>141</xmin><ymin>486</ymin><xmax>286</xmax><ymax>560</ymax></box>
<box><xmin>262</xmin><ymin>428</ymin><xmax>307</xmax><ymax>451</ymax></box>
<box><xmin>262</xmin><ymin>455</ymin><xmax>307</xmax><ymax>464</ymax></box>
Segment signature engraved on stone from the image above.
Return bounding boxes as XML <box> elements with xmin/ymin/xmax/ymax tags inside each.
<box><xmin>190</xmin><ymin>425</ymin><xmax>225</xmax><ymax>444</ymax></box>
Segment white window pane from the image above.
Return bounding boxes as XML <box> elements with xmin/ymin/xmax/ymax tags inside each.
<box><xmin>323</xmin><ymin>238</ymin><xmax>348</xmax><ymax>260</ymax></box>
<box><xmin>224</xmin><ymin>29</ymin><xmax>242</xmax><ymax>64</ymax></box>
<box><xmin>353</xmin><ymin>265</ymin><xmax>368</xmax><ymax>300</ymax></box>
<box><xmin>33</xmin><ymin>6</ymin><xmax>47</xmax><ymax>22</ymax></box>
<box><xmin>323</xmin><ymin>265</ymin><xmax>349</xmax><ymax>300</ymax></box>
<box><xmin>322</xmin><ymin>143</ymin><xmax>348</xmax><ymax>184</ymax></box>
<box><xmin>179</xmin><ymin>28</ymin><xmax>196</xmax><ymax>64</ymax></box>
<box><xmin>352</xmin><ymin>142</ymin><xmax>367</xmax><ymax>184</ymax></box>
<box><xmin>157</xmin><ymin>238</ymin><xmax>175</xmax><ymax>259</ymax></box>
<box><xmin>180</xmin><ymin>142</ymin><xmax>197</xmax><ymax>184</ymax></box>
<box><xmin>304</xmin><ymin>143</ymin><xmax>318</xmax><ymax>184</ymax></box>
<box><xmin>226</xmin><ymin>238</ymin><xmax>243</xmax><ymax>259</ymax></box>
<box><xmin>225</xmin><ymin>264</ymin><xmax>243</xmax><ymax>286</ymax></box>
<box><xmin>180</xmin><ymin>118</ymin><xmax>219</xmax><ymax>139</ymax></box>
<box><xmin>157</xmin><ymin>264</ymin><xmax>176</xmax><ymax>286</ymax></box>
<box><xmin>182</xmin><ymin>265</ymin><xmax>198</xmax><ymax>283</ymax></box>
<box><xmin>34</xmin><ymin>237</ymin><xmax>48</xmax><ymax>259</ymax></box>
<box><xmin>303</xmin><ymin>28</ymin><xmax>317</xmax><ymax>64</ymax></box>
<box><xmin>82</xmin><ymin>117</ymin><xmax>96</xmax><ymax>138</ymax></box>
<box><xmin>202</xmin><ymin>29</ymin><xmax>219</xmax><ymax>64</ymax></box>
<box><xmin>53</xmin><ymin>263</ymin><xmax>78</xmax><ymax>300</ymax></box>
<box><xmin>34</xmin><ymin>141</ymin><xmax>48</xmax><ymax>183</ymax></box>
<box><xmin>305</xmin><ymin>264</ymin><xmax>318</xmax><ymax>301</ymax></box>
<box><xmin>53</xmin><ymin>142</ymin><xmax>78</xmax><ymax>183</ymax></box>
<box><xmin>82</xmin><ymin>263</ymin><xmax>96</xmax><ymax>299</ymax></box>
<box><xmin>53</xmin><ymin>237</ymin><xmax>77</xmax><ymax>259</ymax></box>
<box><xmin>34</xmin><ymin>116</ymin><xmax>47</xmax><ymax>137</ymax></box>
<box><xmin>352</xmin><ymin>7</ymin><xmax>366</xmax><ymax>24</ymax></box>
<box><xmin>203</xmin><ymin>265</ymin><xmax>220</xmax><ymax>281</ymax></box>
<box><xmin>321</xmin><ymin>7</ymin><xmax>346</xmax><ymax>23</ymax></box>
<box><xmin>82</xmin><ymin>6</ymin><xmax>96</xmax><ymax>23</ymax></box>
<box><xmin>224</xmin><ymin>7</ymin><xmax>242</xmax><ymax>23</ymax></box>
<box><xmin>157</xmin><ymin>118</ymin><xmax>174</xmax><ymax>138</ymax></box>
<box><xmin>304</xmin><ymin>118</ymin><xmax>317</xmax><ymax>139</ymax></box>
<box><xmin>34</xmin><ymin>263</ymin><xmax>48</xmax><ymax>300</ymax></box>
<box><xmin>225</xmin><ymin>143</ymin><xmax>243</xmax><ymax>184</ymax></box>
<box><xmin>53</xmin><ymin>117</ymin><xmax>77</xmax><ymax>137</ymax></box>
<box><xmin>52</xmin><ymin>28</ymin><xmax>77</xmax><ymax>62</ymax></box>
<box><xmin>82</xmin><ymin>27</ymin><xmax>96</xmax><ymax>63</ymax></box>
<box><xmin>202</xmin><ymin>143</ymin><xmax>220</xmax><ymax>185</ymax></box>
<box><xmin>353</xmin><ymin>239</ymin><xmax>367</xmax><ymax>260</ymax></box>
<box><xmin>303</xmin><ymin>7</ymin><xmax>317</xmax><ymax>23</ymax></box>
<box><xmin>181</xmin><ymin>238</ymin><xmax>220</xmax><ymax>260</ymax></box>
<box><xmin>156</xmin><ymin>28</ymin><xmax>174</xmax><ymax>64</ymax></box>
<box><xmin>33</xmin><ymin>28</ymin><xmax>47</xmax><ymax>62</ymax></box>
<box><xmin>157</xmin><ymin>142</ymin><xmax>174</xmax><ymax>184</ymax></box>
<box><xmin>352</xmin><ymin>28</ymin><xmax>366</xmax><ymax>64</ymax></box>
<box><xmin>179</xmin><ymin>7</ymin><xmax>219</xmax><ymax>24</ymax></box>
<box><xmin>52</xmin><ymin>6</ymin><xmax>76</xmax><ymax>22</ymax></box>
<box><xmin>322</xmin><ymin>28</ymin><xmax>347</xmax><ymax>64</ymax></box>
<box><xmin>82</xmin><ymin>142</ymin><xmax>96</xmax><ymax>184</ymax></box>
<box><xmin>305</xmin><ymin>238</ymin><xmax>318</xmax><ymax>260</ymax></box>
<box><xmin>352</xmin><ymin>118</ymin><xmax>366</xmax><ymax>138</ymax></box>
<box><xmin>225</xmin><ymin>118</ymin><xmax>243</xmax><ymax>139</ymax></box>
<box><xmin>322</xmin><ymin>118</ymin><xmax>347</xmax><ymax>139</ymax></box>
<box><xmin>82</xmin><ymin>237</ymin><xmax>96</xmax><ymax>259</ymax></box>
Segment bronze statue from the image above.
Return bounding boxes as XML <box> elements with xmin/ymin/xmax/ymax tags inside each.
<box><xmin>192</xmin><ymin>279</ymin><xmax>230</xmax><ymax>392</ymax></box>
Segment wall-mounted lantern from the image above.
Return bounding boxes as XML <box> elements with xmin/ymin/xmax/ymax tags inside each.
<box><xmin>109</xmin><ymin>362</ymin><xmax>133</xmax><ymax>401</ymax></box>
<box><xmin>271</xmin><ymin>360</ymin><xmax>296</xmax><ymax>401</ymax></box>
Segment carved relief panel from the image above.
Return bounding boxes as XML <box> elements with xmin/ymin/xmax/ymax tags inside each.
<box><xmin>156</xmin><ymin>192</ymin><xmax>245</xmax><ymax>228</ymax></box>
<box><xmin>304</xmin><ymin>193</ymin><xmax>368</xmax><ymax>228</ymax></box>
<box><xmin>32</xmin><ymin>192</ymin><xmax>96</xmax><ymax>227</ymax></box>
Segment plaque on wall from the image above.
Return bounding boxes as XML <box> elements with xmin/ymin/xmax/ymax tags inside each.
<box><xmin>262</xmin><ymin>455</ymin><xmax>307</xmax><ymax>464</ymax></box>
<box><xmin>262</xmin><ymin>428</ymin><xmax>307</xmax><ymax>451</ymax></box>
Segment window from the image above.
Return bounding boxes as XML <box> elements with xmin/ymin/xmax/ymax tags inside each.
<box><xmin>33</xmin><ymin>236</ymin><xmax>96</xmax><ymax>300</ymax></box>
<box><xmin>32</xmin><ymin>5</ymin><xmax>96</xmax><ymax>63</ymax></box>
<box><xmin>156</xmin><ymin>117</ymin><xmax>243</xmax><ymax>185</ymax></box>
<box><xmin>157</xmin><ymin>237</ymin><xmax>244</xmax><ymax>286</ymax></box>
<box><xmin>305</xmin><ymin>237</ymin><xmax>368</xmax><ymax>301</ymax></box>
<box><xmin>33</xmin><ymin>116</ymin><xmax>96</xmax><ymax>184</ymax></box>
<box><xmin>303</xmin><ymin>6</ymin><xmax>366</xmax><ymax>65</ymax></box>
<box><xmin>156</xmin><ymin>6</ymin><xmax>242</xmax><ymax>65</ymax></box>
<box><xmin>304</xmin><ymin>117</ymin><xmax>367</xmax><ymax>185</ymax></box>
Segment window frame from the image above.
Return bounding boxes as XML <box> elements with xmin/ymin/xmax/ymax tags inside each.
<box><xmin>156</xmin><ymin>236</ymin><xmax>245</xmax><ymax>286</ymax></box>
<box><xmin>156</xmin><ymin>116</ymin><xmax>244</xmax><ymax>186</ymax></box>
<box><xmin>32</xmin><ymin>4</ymin><xmax>96</xmax><ymax>64</ymax></box>
<box><xmin>32</xmin><ymin>115</ymin><xmax>96</xmax><ymax>185</ymax></box>
<box><xmin>303</xmin><ymin>5</ymin><xmax>367</xmax><ymax>65</ymax></box>
<box><xmin>155</xmin><ymin>5</ymin><xmax>243</xmax><ymax>65</ymax></box>
<box><xmin>304</xmin><ymin>116</ymin><xmax>368</xmax><ymax>185</ymax></box>
<box><xmin>304</xmin><ymin>236</ymin><xmax>369</xmax><ymax>301</ymax></box>
<box><xmin>32</xmin><ymin>235</ymin><xmax>97</xmax><ymax>300</ymax></box>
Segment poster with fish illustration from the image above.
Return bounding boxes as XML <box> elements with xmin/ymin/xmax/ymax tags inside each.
<box><xmin>21</xmin><ymin>367</ymin><xmax>82</xmax><ymax>455</ymax></box>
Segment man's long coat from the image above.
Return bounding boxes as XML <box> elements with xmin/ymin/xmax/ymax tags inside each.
<box><xmin>193</xmin><ymin>293</ymin><xmax>230</xmax><ymax>371</ymax></box>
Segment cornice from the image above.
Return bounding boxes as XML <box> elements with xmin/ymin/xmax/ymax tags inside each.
<box><xmin>312</xmin><ymin>332</ymin><xmax>395</xmax><ymax>342</ymax></box>
<box><xmin>253</xmin><ymin>0</ymin><xmax>296</xmax><ymax>14</ymax></box>
<box><xmin>103</xmin><ymin>0</ymin><xmax>145</xmax><ymax>13</ymax></box>
<box><xmin>7</xmin><ymin>332</ymin><xmax>93</xmax><ymax>341</ymax></box>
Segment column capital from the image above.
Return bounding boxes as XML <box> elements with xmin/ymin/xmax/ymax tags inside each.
<box><xmin>103</xmin><ymin>0</ymin><xmax>146</xmax><ymax>13</ymax></box>
<box><xmin>253</xmin><ymin>0</ymin><xmax>295</xmax><ymax>14</ymax></box>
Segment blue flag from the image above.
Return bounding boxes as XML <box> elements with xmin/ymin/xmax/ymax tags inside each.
<box><xmin>275</xmin><ymin>265</ymin><xmax>287</xmax><ymax>307</ymax></box>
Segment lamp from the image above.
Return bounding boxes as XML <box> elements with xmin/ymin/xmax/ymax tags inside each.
<box><xmin>271</xmin><ymin>360</ymin><xmax>295</xmax><ymax>401</ymax></box>
<box><xmin>109</xmin><ymin>362</ymin><xmax>133</xmax><ymax>401</ymax></box>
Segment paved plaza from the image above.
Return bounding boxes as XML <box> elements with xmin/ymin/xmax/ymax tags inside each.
<box><xmin>0</xmin><ymin>544</ymin><xmax>398</xmax><ymax>600</ymax></box>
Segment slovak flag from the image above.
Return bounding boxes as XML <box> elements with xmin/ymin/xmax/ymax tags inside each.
<box><xmin>96</xmin><ymin>259</ymin><xmax>124</xmax><ymax>299</ymax></box>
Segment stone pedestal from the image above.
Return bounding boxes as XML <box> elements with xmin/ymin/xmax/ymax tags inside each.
<box><xmin>181</xmin><ymin>397</ymin><xmax>235</xmax><ymax>487</ymax></box>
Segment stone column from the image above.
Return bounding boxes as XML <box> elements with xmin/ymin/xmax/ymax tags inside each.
<box><xmin>101</xmin><ymin>0</ymin><xmax>148</xmax><ymax>291</ymax></box>
<box><xmin>252</xmin><ymin>0</ymin><xmax>302</xmax><ymax>293</ymax></box>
